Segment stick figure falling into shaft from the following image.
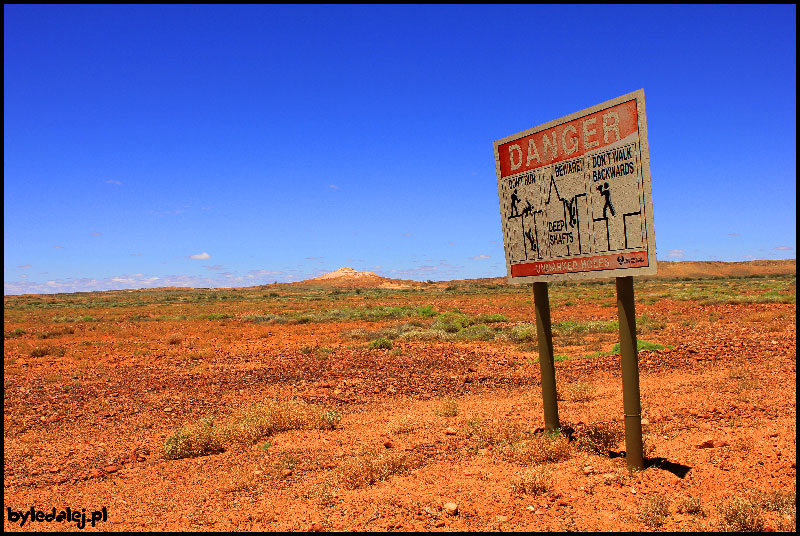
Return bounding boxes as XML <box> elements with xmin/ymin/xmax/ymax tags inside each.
<box><xmin>597</xmin><ymin>182</ymin><xmax>616</xmax><ymax>218</ymax></box>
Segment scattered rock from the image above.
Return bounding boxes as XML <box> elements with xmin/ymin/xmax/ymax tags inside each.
<box><xmin>445</xmin><ymin>427</ymin><xmax>457</xmax><ymax>436</ymax></box>
<box><xmin>383</xmin><ymin>440</ymin><xmax>394</xmax><ymax>449</ymax></box>
<box><xmin>443</xmin><ymin>502</ymin><xmax>458</xmax><ymax>516</ymax></box>
<box><xmin>496</xmin><ymin>515</ymin><xmax>509</xmax><ymax>523</ymax></box>
<box><xmin>103</xmin><ymin>465</ymin><xmax>119</xmax><ymax>474</ymax></box>
<box><xmin>281</xmin><ymin>469</ymin><xmax>293</xmax><ymax>477</ymax></box>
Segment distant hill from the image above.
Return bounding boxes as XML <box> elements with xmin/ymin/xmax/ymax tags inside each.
<box><xmin>273</xmin><ymin>260</ymin><xmax>795</xmax><ymax>290</ymax></box>
<box><xmin>279</xmin><ymin>267</ymin><xmax>427</xmax><ymax>290</ymax></box>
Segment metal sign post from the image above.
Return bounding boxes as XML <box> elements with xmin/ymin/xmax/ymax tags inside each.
<box><xmin>493</xmin><ymin>89</ymin><xmax>656</xmax><ymax>469</ymax></box>
<box><xmin>617</xmin><ymin>276</ymin><xmax>644</xmax><ymax>470</ymax></box>
<box><xmin>533</xmin><ymin>281</ymin><xmax>559</xmax><ymax>432</ymax></box>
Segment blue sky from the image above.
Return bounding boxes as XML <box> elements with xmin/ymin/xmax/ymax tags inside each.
<box><xmin>4</xmin><ymin>5</ymin><xmax>796</xmax><ymax>294</ymax></box>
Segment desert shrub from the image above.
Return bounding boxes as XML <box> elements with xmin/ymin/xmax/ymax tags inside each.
<box><xmin>510</xmin><ymin>466</ymin><xmax>553</xmax><ymax>496</ymax></box>
<box><xmin>638</xmin><ymin>494</ymin><xmax>670</xmax><ymax>528</ymax></box>
<box><xmin>636</xmin><ymin>313</ymin><xmax>667</xmax><ymax>333</ymax></box>
<box><xmin>753</xmin><ymin>489</ymin><xmax>796</xmax><ymax>515</ymax></box>
<box><xmin>453</xmin><ymin>324</ymin><xmax>495</xmax><ymax>341</ymax></box>
<box><xmin>4</xmin><ymin>328</ymin><xmax>26</xmax><ymax>339</ymax></box>
<box><xmin>319</xmin><ymin>410</ymin><xmax>342</xmax><ymax>430</ymax></box>
<box><xmin>386</xmin><ymin>414</ymin><xmax>418</xmax><ymax>435</ymax></box>
<box><xmin>336</xmin><ymin>451</ymin><xmax>423</xmax><ymax>489</ymax></box>
<box><xmin>202</xmin><ymin>313</ymin><xmax>233</xmax><ymax>320</ymax></box>
<box><xmin>574</xmin><ymin>423</ymin><xmax>623</xmax><ymax>455</ymax></box>
<box><xmin>553</xmin><ymin>319</ymin><xmax>618</xmax><ymax>335</ymax></box>
<box><xmin>431</xmin><ymin>312</ymin><xmax>473</xmax><ymax>333</ymax></box>
<box><xmin>163</xmin><ymin>417</ymin><xmax>225</xmax><ymax>460</ymax></box>
<box><xmin>164</xmin><ymin>399</ymin><xmax>343</xmax><ymax>460</ymax></box>
<box><xmin>29</xmin><ymin>345</ymin><xmax>66</xmax><ymax>357</ymax></box>
<box><xmin>368</xmin><ymin>337</ymin><xmax>393</xmax><ymax>350</ymax></box>
<box><xmin>677</xmin><ymin>496</ymin><xmax>706</xmax><ymax>516</ymax></box>
<box><xmin>436</xmin><ymin>398</ymin><xmax>459</xmax><ymax>417</ymax></box>
<box><xmin>166</xmin><ymin>333</ymin><xmax>183</xmax><ymax>345</ymax></box>
<box><xmin>475</xmin><ymin>313</ymin><xmax>508</xmax><ymax>323</ymax></box>
<box><xmin>717</xmin><ymin>496</ymin><xmax>765</xmax><ymax>532</ymax></box>
<box><xmin>503</xmin><ymin>432</ymin><xmax>572</xmax><ymax>465</ymax></box>
<box><xmin>397</xmin><ymin>329</ymin><xmax>450</xmax><ymax>342</ymax></box>
<box><xmin>506</xmin><ymin>324</ymin><xmax>536</xmax><ymax>343</ymax></box>
<box><xmin>415</xmin><ymin>305</ymin><xmax>438</xmax><ymax>317</ymax></box>
<box><xmin>225</xmin><ymin>399</ymin><xmax>337</xmax><ymax>445</ymax></box>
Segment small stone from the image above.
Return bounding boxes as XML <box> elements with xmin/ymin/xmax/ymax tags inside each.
<box><xmin>443</xmin><ymin>502</ymin><xmax>458</xmax><ymax>516</ymax></box>
<box><xmin>309</xmin><ymin>522</ymin><xmax>325</xmax><ymax>531</ymax></box>
<box><xmin>712</xmin><ymin>440</ymin><xmax>729</xmax><ymax>448</ymax></box>
<box><xmin>281</xmin><ymin>469</ymin><xmax>293</xmax><ymax>477</ymax></box>
<box><xmin>496</xmin><ymin>515</ymin><xmax>509</xmax><ymax>523</ymax></box>
<box><xmin>445</xmin><ymin>427</ymin><xmax>457</xmax><ymax>436</ymax></box>
<box><xmin>104</xmin><ymin>465</ymin><xmax>119</xmax><ymax>473</ymax></box>
<box><xmin>383</xmin><ymin>440</ymin><xmax>394</xmax><ymax>449</ymax></box>
<box><xmin>630</xmin><ymin>487</ymin><xmax>637</xmax><ymax>495</ymax></box>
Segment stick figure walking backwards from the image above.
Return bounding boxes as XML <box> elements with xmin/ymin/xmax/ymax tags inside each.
<box><xmin>597</xmin><ymin>182</ymin><xmax>616</xmax><ymax>218</ymax></box>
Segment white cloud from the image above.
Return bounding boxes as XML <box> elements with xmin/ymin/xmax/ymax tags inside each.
<box><xmin>328</xmin><ymin>184</ymin><xmax>340</xmax><ymax>190</ymax></box>
<box><xmin>190</xmin><ymin>252</ymin><xmax>211</xmax><ymax>260</ymax></box>
<box><xmin>668</xmin><ymin>249</ymin><xmax>685</xmax><ymax>258</ymax></box>
<box><xmin>106</xmin><ymin>179</ymin><xmax>121</xmax><ymax>185</ymax></box>
<box><xmin>471</xmin><ymin>254</ymin><xmax>491</xmax><ymax>260</ymax></box>
<box><xmin>774</xmin><ymin>245</ymin><xmax>793</xmax><ymax>251</ymax></box>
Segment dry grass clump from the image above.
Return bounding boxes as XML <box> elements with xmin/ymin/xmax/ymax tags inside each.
<box><xmin>166</xmin><ymin>333</ymin><xmax>183</xmax><ymax>345</ymax></box>
<box><xmin>386</xmin><ymin>414</ymin><xmax>418</xmax><ymax>435</ymax></box>
<box><xmin>638</xmin><ymin>494</ymin><xmax>670</xmax><ymax>528</ymax></box>
<box><xmin>756</xmin><ymin>489</ymin><xmax>796</xmax><ymax>515</ymax></box>
<box><xmin>574</xmin><ymin>423</ymin><xmax>623</xmax><ymax>455</ymax></box>
<box><xmin>336</xmin><ymin>450</ymin><xmax>424</xmax><ymax>489</ymax></box>
<box><xmin>436</xmin><ymin>398</ymin><xmax>459</xmax><ymax>417</ymax></box>
<box><xmin>163</xmin><ymin>417</ymin><xmax>225</xmax><ymax>460</ymax></box>
<box><xmin>677</xmin><ymin>496</ymin><xmax>706</xmax><ymax>516</ymax></box>
<box><xmin>716</xmin><ymin>496</ymin><xmax>765</xmax><ymax>531</ymax></box>
<box><xmin>510</xmin><ymin>466</ymin><xmax>553</xmax><ymax>496</ymax></box>
<box><xmin>502</xmin><ymin>432</ymin><xmax>572</xmax><ymax>465</ymax></box>
<box><xmin>225</xmin><ymin>400</ymin><xmax>341</xmax><ymax>445</ymax></box>
<box><xmin>163</xmin><ymin>399</ymin><xmax>342</xmax><ymax>460</ymax></box>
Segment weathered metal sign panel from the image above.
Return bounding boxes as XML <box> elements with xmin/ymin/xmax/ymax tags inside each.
<box><xmin>494</xmin><ymin>89</ymin><xmax>657</xmax><ymax>283</ymax></box>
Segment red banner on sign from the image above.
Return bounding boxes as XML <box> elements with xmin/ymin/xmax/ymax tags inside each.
<box><xmin>497</xmin><ymin>100</ymin><xmax>639</xmax><ymax>178</ymax></box>
<box><xmin>510</xmin><ymin>251</ymin><xmax>649</xmax><ymax>277</ymax></box>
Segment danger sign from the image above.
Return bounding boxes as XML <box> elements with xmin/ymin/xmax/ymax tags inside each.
<box><xmin>493</xmin><ymin>89</ymin><xmax>657</xmax><ymax>283</ymax></box>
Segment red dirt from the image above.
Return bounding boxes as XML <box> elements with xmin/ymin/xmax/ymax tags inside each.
<box><xmin>3</xmin><ymin>261</ymin><xmax>796</xmax><ymax>531</ymax></box>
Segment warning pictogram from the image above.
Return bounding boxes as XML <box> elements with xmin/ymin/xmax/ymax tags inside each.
<box><xmin>494</xmin><ymin>90</ymin><xmax>657</xmax><ymax>283</ymax></box>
